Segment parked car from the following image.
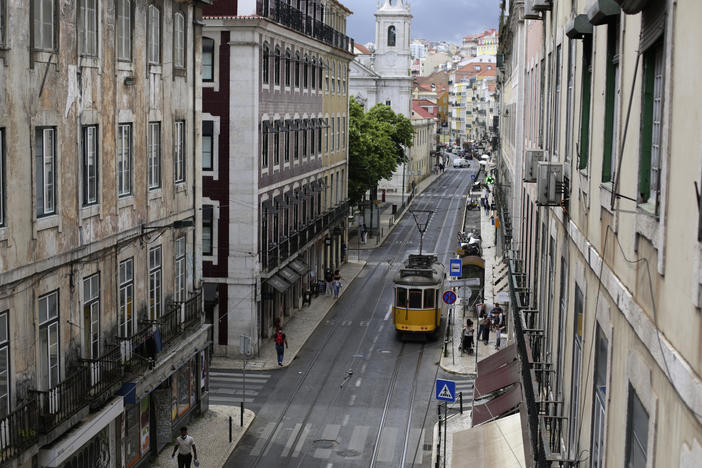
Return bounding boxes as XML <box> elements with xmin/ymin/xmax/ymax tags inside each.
<box><xmin>453</xmin><ymin>158</ymin><xmax>470</xmax><ymax>168</ymax></box>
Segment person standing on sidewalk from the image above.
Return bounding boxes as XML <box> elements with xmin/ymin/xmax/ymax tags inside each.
<box><xmin>492</xmin><ymin>306</ymin><xmax>505</xmax><ymax>350</ymax></box>
<box><xmin>274</xmin><ymin>328</ymin><xmax>288</xmax><ymax>366</ymax></box>
<box><xmin>171</xmin><ymin>427</ymin><xmax>198</xmax><ymax>468</ymax></box>
<box><xmin>324</xmin><ymin>268</ymin><xmax>333</xmax><ymax>296</ymax></box>
<box><xmin>332</xmin><ymin>269</ymin><xmax>342</xmax><ymax>298</ymax></box>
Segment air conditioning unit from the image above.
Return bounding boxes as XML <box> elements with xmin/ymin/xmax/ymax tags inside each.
<box><xmin>524</xmin><ymin>150</ymin><xmax>544</xmax><ymax>182</ymax></box>
<box><xmin>532</xmin><ymin>0</ymin><xmax>552</xmax><ymax>11</ymax></box>
<box><xmin>537</xmin><ymin>162</ymin><xmax>563</xmax><ymax>205</ymax></box>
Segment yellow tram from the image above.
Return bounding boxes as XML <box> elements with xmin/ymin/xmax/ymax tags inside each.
<box><xmin>392</xmin><ymin>254</ymin><xmax>446</xmax><ymax>339</ymax></box>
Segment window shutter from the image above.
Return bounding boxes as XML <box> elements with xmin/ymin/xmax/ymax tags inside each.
<box><xmin>640</xmin><ymin>2</ymin><xmax>665</xmax><ymax>52</ymax></box>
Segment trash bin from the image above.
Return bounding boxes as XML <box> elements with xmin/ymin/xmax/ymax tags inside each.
<box><xmin>392</xmin><ymin>204</ymin><xmax>397</xmax><ymax>215</ymax></box>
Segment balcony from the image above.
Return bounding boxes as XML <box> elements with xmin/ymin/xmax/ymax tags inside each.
<box><xmin>161</xmin><ymin>292</ymin><xmax>204</xmax><ymax>347</ymax></box>
<box><xmin>0</xmin><ymin>400</ymin><xmax>39</xmax><ymax>464</ymax></box>
<box><xmin>30</xmin><ymin>367</ymin><xmax>91</xmax><ymax>435</ymax></box>
<box><xmin>81</xmin><ymin>345</ymin><xmax>123</xmax><ymax>410</ymax></box>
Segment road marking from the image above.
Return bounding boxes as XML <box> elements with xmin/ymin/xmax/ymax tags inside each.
<box><xmin>349</xmin><ymin>425</ymin><xmax>370</xmax><ymax>454</ymax></box>
<box><xmin>249</xmin><ymin>422</ymin><xmax>276</xmax><ymax>456</ymax></box>
<box><xmin>355</xmin><ymin>378</ymin><xmax>362</xmax><ymax>387</ymax></box>
<box><xmin>379</xmin><ymin>324</ymin><xmax>384</xmax><ymax>332</ymax></box>
<box><xmin>313</xmin><ymin>424</ymin><xmax>341</xmax><ymax>459</ymax></box>
<box><xmin>377</xmin><ymin>426</ymin><xmax>399</xmax><ymax>462</ymax></box>
<box><xmin>384</xmin><ymin>306</ymin><xmax>393</xmax><ymax>321</ymax></box>
<box><xmin>281</xmin><ymin>423</ymin><xmax>302</xmax><ymax>457</ymax></box>
<box><xmin>349</xmin><ymin>394</ymin><xmax>356</xmax><ymax>406</ymax></box>
<box><xmin>361</xmin><ymin>363</ymin><xmax>367</xmax><ymax>373</ymax></box>
<box><xmin>263</xmin><ymin>424</ymin><xmax>285</xmax><ymax>457</ymax></box>
<box><xmin>342</xmin><ymin>414</ymin><xmax>350</xmax><ymax>426</ymax></box>
<box><xmin>291</xmin><ymin>424</ymin><xmax>311</xmax><ymax>458</ymax></box>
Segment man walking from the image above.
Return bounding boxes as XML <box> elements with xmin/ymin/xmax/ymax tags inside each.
<box><xmin>171</xmin><ymin>427</ymin><xmax>198</xmax><ymax>468</ymax></box>
<box><xmin>274</xmin><ymin>328</ymin><xmax>288</xmax><ymax>366</ymax></box>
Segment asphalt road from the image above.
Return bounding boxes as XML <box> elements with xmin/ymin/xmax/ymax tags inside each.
<box><xmin>220</xmin><ymin>164</ymin><xmax>478</xmax><ymax>467</ymax></box>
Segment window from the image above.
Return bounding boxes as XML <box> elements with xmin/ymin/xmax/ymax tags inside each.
<box><xmin>303</xmin><ymin>56</ymin><xmax>309</xmax><ymax>89</ymax></box>
<box><xmin>387</xmin><ymin>25</ymin><xmax>396</xmax><ymax>47</ymax></box>
<box><xmin>423</xmin><ymin>289</ymin><xmax>435</xmax><ymax>308</ymax></box>
<box><xmin>38</xmin><ymin>290</ymin><xmax>59</xmax><ymax>389</ymax></box>
<box><xmin>302</xmin><ymin>122</ymin><xmax>307</xmax><ymax>158</ymax></box>
<box><xmin>0</xmin><ymin>312</ymin><xmax>8</xmax><ymax>418</ymax></box>
<box><xmin>342</xmin><ymin>116</ymin><xmax>346</xmax><ymax>149</ymax></box>
<box><xmin>202</xmin><ymin>37</ymin><xmax>214</xmax><ymax>81</ymax></box>
<box><xmin>396</xmin><ymin>288</ymin><xmax>407</xmax><ymax>308</ymax></box>
<box><xmin>0</xmin><ymin>0</ymin><xmax>6</xmax><ymax>47</ymax></box>
<box><xmin>202</xmin><ymin>121</ymin><xmax>213</xmax><ymax>171</ymax></box>
<box><xmin>568</xmin><ymin>284</ymin><xmax>584</xmax><ymax>458</ymax></box>
<box><xmin>82</xmin><ymin>125</ymin><xmax>98</xmax><ymax>206</ymax></box>
<box><xmin>148</xmin><ymin>246</ymin><xmax>162</xmax><ymax>319</ymax></box>
<box><xmin>274</xmin><ymin>47</ymin><xmax>281</xmax><ymax>86</ymax></box>
<box><xmin>119</xmin><ymin>258</ymin><xmax>134</xmax><ymax>336</ymax></box>
<box><xmin>285</xmin><ymin>50</ymin><xmax>291</xmax><ymax>87</ymax></box>
<box><xmin>325</xmin><ymin>119</ymin><xmax>329</xmax><ymax>152</ymax></box>
<box><xmin>83</xmin><ymin>273</ymin><xmax>100</xmax><ymax>359</ymax></box>
<box><xmin>174</xmin><ymin>120</ymin><xmax>185</xmax><ymax>183</ymax></box>
<box><xmin>317</xmin><ymin>119</ymin><xmax>322</xmax><ymax>151</ymax></box>
<box><xmin>116</xmin><ymin>0</ymin><xmax>132</xmax><ymax>61</ymax></box>
<box><xmin>625</xmin><ymin>386</ymin><xmax>649</xmax><ymax>467</ymax></box>
<box><xmin>602</xmin><ymin>19</ymin><xmax>620</xmax><ymax>183</ymax></box>
<box><xmin>579</xmin><ymin>36</ymin><xmax>593</xmax><ymax>170</ymax></box>
<box><xmin>175</xmin><ymin>236</ymin><xmax>186</xmax><ymax>302</ymax></box>
<box><xmin>262</xmin><ymin>44</ymin><xmax>270</xmax><ymax>85</ymax></box>
<box><xmin>35</xmin><ymin>127</ymin><xmax>56</xmax><ymax>217</ymax></box>
<box><xmin>565</xmin><ymin>40</ymin><xmax>575</xmax><ymax>163</ymax></box>
<box><xmin>173</xmin><ymin>11</ymin><xmax>185</xmax><ymax>69</ymax></box>
<box><xmin>309</xmin><ymin>124</ymin><xmax>315</xmax><ymax>155</ymax></box>
<box><xmin>284</xmin><ymin>121</ymin><xmax>290</xmax><ymax>163</ymax></box>
<box><xmin>273</xmin><ymin>122</ymin><xmax>280</xmax><ymax>166</ymax></box>
<box><xmin>294</xmin><ymin>123</ymin><xmax>300</xmax><ymax>160</ymax></box>
<box><xmin>0</xmin><ymin>129</ymin><xmax>3</xmax><ymax>226</ymax></box>
<box><xmin>202</xmin><ymin>205</ymin><xmax>213</xmax><ymax>256</ymax></box>
<box><xmin>337</xmin><ymin>63</ymin><xmax>341</xmax><ymax>93</ymax></box>
<box><xmin>337</xmin><ymin>117</ymin><xmax>340</xmax><ymax>150</ymax></box>
<box><xmin>331</xmin><ymin>118</ymin><xmax>335</xmax><ymax>152</ymax></box>
<box><xmin>408</xmin><ymin>289</ymin><xmax>422</xmax><ymax>308</ymax></box>
<box><xmin>552</xmin><ymin>44</ymin><xmax>562</xmax><ymax>159</ymax></box>
<box><xmin>311</xmin><ymin>58</ymin><xmax>316</xmax><ymax>89</ymax></box>
<box><xmin>117</xmin><ymin>124</ymin><xmax>132</xmax><ymax>196</ymax></box>
<box><xmin>318</xmin><ymin>62</ymin><xmax>323</xmax><ymax>90</ymax></box>
<box><xmin>590</xmin><ymin>325</ymin><xmax>609</xmax><ymax>468</ymax></box>
<box><xmin>147</xmin><ymin>4</ymin><xmax>160</xmax><ymax>64</ymax></box>
<box><xmin>33</xmin><ymin>0</ymin><xmax>56</xmax><ymax>51</ymax></box>
<box><xmin>148</xmin><ymin>122</ymin><xmax>160</xmax><ymax>189</ymax></box>
<box><xmin>295</xmin><ymin>52</ymin><xmax>301</xmax><ymax>88</ymax></box>
<box><xmin>262</xmin><ymin>122</ymin><xmax>269</xmax><ymax>168</ymax></box>
<box><xmin>385</xmin><ymin>100</ymin><xmax>391</xmax><ymax>107</ymax></box>
<box><xmin>325</xmin><ymin>59</ymin><xmax>329</xmax><ymax>92</ymax></box>
<box><xmin>78</xmin><ymin>0</ymin><xmax>98</xmax><ymax>57</ymax></box>
<box><xmin>639</xmin><ymin>40</ymin><xmax>664</xmax><ymax>213</ymax></box>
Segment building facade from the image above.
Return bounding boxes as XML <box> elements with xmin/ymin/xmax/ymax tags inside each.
<box><xmin>0</xmin><ymin>1</ymin><xmax>210</xmax><ymax>467</ymax></box>
<box><xmin>496</xmin><ymin>0</ymin><xmax>702</xmax><ymax>465</ymax></box>
<box><xmin>202</xmin><ymin>0</ymin><xmax>354</xmax><ymax>356</ymax></box>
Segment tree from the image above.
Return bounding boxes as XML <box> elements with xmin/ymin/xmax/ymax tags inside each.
<box><xmin>348</xmin><ymin>97</ymin><xmax>414</xmax><ymax>202</ymax></box>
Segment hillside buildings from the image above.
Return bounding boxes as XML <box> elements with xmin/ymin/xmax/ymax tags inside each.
<box><xmin>495</xmin><ymin>0</ymin><xmax>702</xmax><ymax>465</ymax></box>
<box><xmin>201</xmin><ymin>0</ymin><xmax>354</xmax><ymax>356</ymax></box>
<box><xmin>0</xmin><ymin>1</ymin><xmax>210</xmax><ymax>467</ymax></box>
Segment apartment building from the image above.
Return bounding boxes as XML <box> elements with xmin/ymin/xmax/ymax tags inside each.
<box><xmin>495</xmin><ymin>0</ymin><xmax>702</xmax><ymax>465</ymax></box>
<box><xmin>201</xmin><ymin>0</ymin><xmax>354</xmax><ymax>356</ymax></box>
<box><xmin>0</xmin><ymin>1</ymin><xmax>210</xmax><ymax>467</ymax></box>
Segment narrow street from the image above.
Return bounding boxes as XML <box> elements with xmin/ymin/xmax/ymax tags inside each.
<box><xmin>217</xmin><ymin>164</ymin><xmax>478</xmax><ymax>467</ymax></box>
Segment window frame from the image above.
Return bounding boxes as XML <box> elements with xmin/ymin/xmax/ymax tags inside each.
<box><xmin>0</xmin><ymin>128</ymin><xmax>4</xmax><ymax>227</ymax></box>
<box><xmin>387</xmin><ymin>25</ymin><xmax>396</xmax><ymax>47</ymax></box>
<box><xmin>82</xmin><ymin>273</ymin><xmax>100</xmax><ymax>360</ymax></box>
<box><xmin>202</xmin><ymin>120</ymin><xmax>214</xmax><ymax>171</ymax></box>
<box><xmin>273</xmin><ymin>121</ymin><xmax>280</xmax><ymax>166</ymax></box>
<box><xmin>295</xmin><ymin>52</ymin><xmax>301</xmax><ymax>88</ymax></box>
<box><xmin>35</xmin><ymin>126</ymin><xmax>56</xmax><ymax>217</ymax></box>
<box><xmin>261</xmin><ymin>121</ymin><xmax>269</xmax><ymax>169</ymax></box>
<box><xmin>173</xmin><ymin>9</ymin><xmax>186</xmax><ymax>70</ymax></box>
<box><xmin>294</xmin><ymin>121</ymin><xmax>300</xmax><ymax>161</ymax></box>
<box><xmin>174</xmin><ymin>120</ymin><xmax>185</xmax><ymax>183</ymax></box>
<box><xmin>202</xmin><ymin>205</ymin><xmax>213</xmax><ymax>256</ymax></box>
<box><xmin>578</xmin><ymin>36</ymin><xmax>593</xmax><ymax>171</ymax></box>
<box><xmin>38</xmin><ymin>290</ymin><xmax>60</xmax><ymax>390</ymax></box>
<box><xmin>119</xmin><ymin>258</ymin><xmax>134</xmax><ymax>337</ymax></box>
<box><xmin>175</xmin><ymin>236</ymin><xmax>186</xmax><ymax>302</ymax></box>
<box><xmin>147</xmin><ymin>3</ymin><xmax>161</xmax><ymax>65</ymax></box>
<box><xmin>625</xmin><ymin>385</ymin><xmax>649</xmax><ymax>467</ymax></box>
<box><xmin>147</xmin><ymin>121</ymin><xmax>161</xmax><ymax>190</ymax></box>
<box><xmin>285</xmin><ymin>49</ymin><xmax>291</xmax><ymax>88</ymax></box>
<box><xmin>32</xmin><ymin>0</ymin><xmax>57</xmax><ymax>52</ymax></box>
<box><xmin>78</xmin><ymin>0</ymin><xmax>98</xmax><ymax>57</ymax></box>
<box><xmin>0</xmin><ymin>311</ymin><xmax>9</xmax><ymax>418</ymax></box>
<box><xmin>148</xmin><ymin>245</ymin><xmax>162</xmax><ymax>320</ymax></box>
<box><xmin>116</xmin><ymin>0</ymin><xmax>133</xmax><ymax>62</ymax></box>
<box><xmin>117</xmin><ymin>123</ymin><xmax>132</xmax><ymax>197</ymax></box>
<box><xmin>202</xmin><ymin>36</ymin><xmax>214</xmax><ymax>82</ymax></box>
<box><xmin>82</xmin><ymin>125</ymin><xmax>99</xmax><ymax>206</ymax></box>
<box><xmin>602</xmin><ymin>19</ymin><xmax>620</xmax><ymax>183</ymax></box>
<box><xmin>274</xmin><ymin>46</ymin><xmax>281</xmax><ymax>87</ymax></box>
<box><xmin>262</xmin><ymin>43</ymin><xmax>270</xmax><ymax>85</ymax></box>
<box><xmin>284</xmin><ymin>121</ymin><xmax>291</xmax><ymax>163</ymax></box>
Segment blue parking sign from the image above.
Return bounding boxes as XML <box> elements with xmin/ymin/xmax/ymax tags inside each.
<box><xmin>449</xmin><ymin>259</ymin><xmax>462</xmax><ymax>277</ymax></box>
<box><xmin>436</xmin><ymin>379</ymin><xmax>456</xmax><ymax>402</ymax></box>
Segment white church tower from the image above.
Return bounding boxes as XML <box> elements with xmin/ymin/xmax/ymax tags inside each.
<box><xmin>374</xmin><ymin>0</ymin><xmax>412</xmax><ymax>79</ymax></box>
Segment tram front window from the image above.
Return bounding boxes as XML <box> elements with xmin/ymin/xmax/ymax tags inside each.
<box><xmin>424</xmin><ymin>288</ymin><xmax>435</xmax><ymax>308</ymax></box>
<box><xmin>397</xmin><ymin>288</ymin><xmax>407</xmax><ymax>307</ymax></box>
<box><xmin>409</xmin><ymin>289</ymin><xmax>422</xmax><ymax>308</ymax></box>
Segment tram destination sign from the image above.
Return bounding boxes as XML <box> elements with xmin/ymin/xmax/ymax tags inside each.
<box><xmin>445</xmin><ymin>278</ymin><xmax>481</xmax><ymax>288</ymax></box>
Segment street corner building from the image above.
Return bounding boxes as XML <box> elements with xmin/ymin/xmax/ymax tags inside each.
<box><xmin>0</xmin><ymin>1</ymin><xmax>212</xmax><ymax>467</ymax></box>
<box><xmin>200</xmin><ymin>0</ymin><xmax>354</xmax><ymax>357</ymax></box>
<box><xmin>492</xmin><ymin>0</ymin><xmax>702</xmax><ymax>466</ymax></box>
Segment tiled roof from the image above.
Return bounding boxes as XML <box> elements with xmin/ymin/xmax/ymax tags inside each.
<box><xmin>355</xmin><ymin>43</ymin><xmax>371</xmax><ymax>55</ymax></box>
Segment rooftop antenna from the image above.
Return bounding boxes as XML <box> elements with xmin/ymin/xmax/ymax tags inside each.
<box><xmin>409</xmin><ymin>209</ymin><xmax>433</xmax><ymax>255</ymax></box>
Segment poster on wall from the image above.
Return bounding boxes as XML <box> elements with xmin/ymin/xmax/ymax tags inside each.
<box><xmin>140</xmin><ymin>397</ymin><xmax>150</xmax><ymax>455</ymax></box>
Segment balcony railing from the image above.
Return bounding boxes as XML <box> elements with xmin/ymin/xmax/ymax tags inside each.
<box><xmin>0</xmin><ymin>400</ymin><xmax>39</xmax><ymax>464</ymax></box>
<box><xmin>162</xmin><ymin>292</ymin><xmax>203</xmax><ymax>346</ymax></box>
<box><xmin>117</xmin><ymin>324</ymin><xmax>157</xmax><ymax>375</ymax></box>
<box><xmin>30</xmin><ymin>367</ymin><xmax>91</xmax><ymax>434</ymax></box>
<box><xmin>81</xmin><ymin>345</ymin><xmax>123</xmax><ymax>409</ymax></box>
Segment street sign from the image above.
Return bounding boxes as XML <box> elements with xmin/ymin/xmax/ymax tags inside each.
<box><xmin>240</xmin><ymin>335</ymin><xmax>252</xmax><ymax>357</ymax></box>
<box><xmin>449</xmin><ymin>259</ymin><xmax>462</xmax><ymax>277</ymax></box>
<box><xmin>446</xmin><ymin>278</ymin><xmax>481</xmax><ymax>288</ymax></box>
<box><xmin>486</xmin><ymin>175</ymin><xmax>495</xmax><ymax>185</ymax></box>
<box><xmin>442</xmin><ymin>290</ymin><xmax>457</xmax><ymax>305</ymax></box>
<box><xmin>436</xmin><ymin>379</ymin><xmax>456</xmax><ymax>402</ymax></box>
<box><xmin>471</xmin><ymin>174</ymin><xmax>476</xmax><ymax>181</ymax></box>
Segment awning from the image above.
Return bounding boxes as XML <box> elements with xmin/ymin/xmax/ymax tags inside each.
<box><xmin>477</xmin><ymin>343</ymin><xmax>517</xmax><ymax>375</ymax></box>
<box><xmin>614</xmin><ymin>0</ymin><xmax>649</xmax><ymax>14</ymax></box>
<box><xmin>266</xmin><ymin>275</ymin><xmax>290</xmax><ymax>293</ymax></box>
<box><xmin>475</xmin><ymin>360</ymin><xmax>521</xmax><ymax>398</ymax></box>
<box><xmin>289</xmin><ymin>258</ymin><xmax>310</xmax><ymax>275</ymax></box>
<box><xmin>472</xmin><ymin>384</ymin><xmax>523</xmax><ymax>425</ymax></box>
<box><xmin>451</xmin><ymin>412</ymin><xmax>525</xmax><ymax>467</ymax></box>
<box><xmin>278</xmin><ymin>266</ymin><xmax>300</xmax><ymax>284</ymax></box>
<box><xmin>588</xmin><ymin>0</ymin><xmax>620</xmax><ymax>25</ymax></box>
<box><xmin>566</xmin><ymin>14</ymin><xmax>593</xmax><ymax>39</ymax></box>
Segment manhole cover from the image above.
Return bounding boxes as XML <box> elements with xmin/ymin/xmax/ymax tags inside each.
<box><xmin>337</xmin><ymin>449</ymin><xmax>361</xmax><ymax>458</ymax></box>
<box><xmin>312</xmin><ymin>440</ymin><xmax>338</xmax><ymax>449</ymax></box>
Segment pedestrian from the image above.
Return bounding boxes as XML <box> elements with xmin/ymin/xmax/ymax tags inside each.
<box><xmin>361</xmin><ymin>224</ymin><xmax>368</xmax><ymax>244</ymax></box>
<box><xmin>479</xmin><ymin>312</ymin><xmax>491</xmax><ymax>345</ymax></box>
<box><xmin>332</xmin><ymin>269</ymin><xmax>342</xmax><ymax>298</ymax></box>
<box><xmin>273</xmin><ymin>327</ymin><xmax>288</xmax><ymax>366</ymax></box>
<box><xmin>492</xmin><ymin>306</ymin><xmax>505</xmax><ymax>349</ymax></box>
<box><xmin>460</xmin><ymin>319</ymin><xmax>474</xmax><ymax>354</ymax></box>
<box><xmin>324</xmin><ymin>268</ymin><xmax>333</xmax><ymax>295</ymax></box>
<box><xmin>171</xmin><ymin>427</ymin><xmax>199</xmax><ymax>468</ymax></box>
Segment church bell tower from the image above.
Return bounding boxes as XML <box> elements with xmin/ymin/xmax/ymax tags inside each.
<box><xmin>373</xmin><ymin>0</ymin><xmax>412</xmax><ymax>78</ymax></box>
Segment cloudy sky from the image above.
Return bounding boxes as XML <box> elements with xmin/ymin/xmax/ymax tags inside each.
<box><xmin>346</xmin><ymin>0</ymin><xmax>500</xmax><ymax>45</ymax></box>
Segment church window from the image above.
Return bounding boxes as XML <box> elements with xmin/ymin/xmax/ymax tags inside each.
<box><xmin>388</xmin><ymin>26</ymin><xmax>396</xmax><ymax>47</ymax></box>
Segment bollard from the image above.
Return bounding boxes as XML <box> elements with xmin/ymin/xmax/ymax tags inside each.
<box><xmin>229</xmin><ymin>416</ymin><xmax>232</xmax><ymax>443</ymax></box>
<box><xmin>460</xmin><ymin>392</ymin><xmax>463</xmax><ymax>414</ymax></box>
<box><xmin>240</xmin><ymin>402</ymin><xmax>244</xmax><ymax>427</ymax></box>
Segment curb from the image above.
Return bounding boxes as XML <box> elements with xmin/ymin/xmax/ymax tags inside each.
<box><xmin>214</xmin><ymin>409</ymin><xmax>256</xmax><ymax>468</ymax></box>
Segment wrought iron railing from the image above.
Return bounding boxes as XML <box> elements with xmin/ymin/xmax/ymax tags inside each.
<box><xmin>0</xmin><ymin>399</ymin><xmax>39</xmax><ymax>463</ymax></box>
<box><xmin>117</xmin><ymin>324</ymin><xmax>156</xmax><ymax>374</ymax></box>
<box><xmin>30</xmin><ymin>367</ymin><xmax>91</xmax><ymax>434</ymax></box>
<box><xmin>162</xmin><ymin>292</ymin><xmax>203</xmax><ymax>346</ymax></box>
<box><xmin>81</xmin><ymin>345</ymin><xmax>123</xmax><ymax>408</ymax></box>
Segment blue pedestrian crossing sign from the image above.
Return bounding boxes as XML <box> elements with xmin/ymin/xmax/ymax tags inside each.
<box><xmin>449</xmin><ymin>259</ymin><xmax>462</xmax><ymax>277</ymax></box>
<box><xmin>436</xmin><ymin>379</ymin><xmax>456</xmax><ymax>402</ymax></box>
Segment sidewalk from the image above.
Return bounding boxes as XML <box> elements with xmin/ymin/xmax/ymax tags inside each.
<box><xmin>211</xmin><ymin>259</ymin><xmax>366</xmax><ymax>371</ymax></box>
<box><xmin>348</xmin><ymin>171</ymin><xmax>445</xmax><ymax>250</ymax></box>
<box><xmin>148</xmin><ymin>404</ymin><xmax>255</xmax><ymax>468</ymax></box>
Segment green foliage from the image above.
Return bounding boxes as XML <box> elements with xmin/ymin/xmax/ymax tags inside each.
<box><xmin>348</xmin><ymin>97</ymin><xmax>414</xmax><ymax>202</ymax></box>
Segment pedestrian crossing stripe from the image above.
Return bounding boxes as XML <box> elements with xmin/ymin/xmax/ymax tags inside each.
<box><xmin>438</xmin><ymin>384</ymin><xmax>453</xmax><ymax>400</ymax></box>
